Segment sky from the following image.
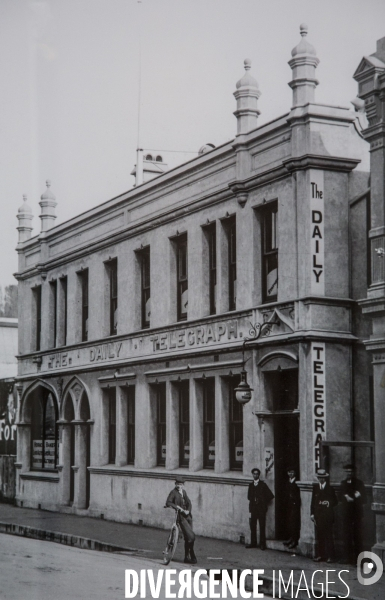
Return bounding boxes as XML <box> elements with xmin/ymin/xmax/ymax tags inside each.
<box><xmin>1</xmin><ymin>0</ymin><xmax>385</xmax><ymax>285</ymax></box>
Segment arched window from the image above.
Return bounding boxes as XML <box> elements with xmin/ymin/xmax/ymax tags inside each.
<box><xmin>145</xmin><ymin>154</ymin><xmax>153</xmax><ymax>161</ymax></box>
<box><xmin>31</xmin><ymin>390</ymin><xmax>58</xmax><ymax>470</ymax></box>
<box><xmin>155</xmin><ymin>155</ymin><xmax>162</xmax><ymax>162</ymax></box>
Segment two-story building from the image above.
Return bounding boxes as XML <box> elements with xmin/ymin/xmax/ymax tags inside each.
<box><xmin>14</xmin><ymin>25</ymin><xmax>374</xmax><ymax>556</ymax></box>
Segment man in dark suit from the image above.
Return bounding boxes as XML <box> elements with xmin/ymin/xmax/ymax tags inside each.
<box><xmin>283</xmin><ymin>467</ymin><xmax>301</xmax><ymax>549</ymax></box>
<box><xmin>246</xmin><ymin>467</ymin><xmax>274</xmax><ymax>550</ymax></box>
<box><xmin>340</xmin><ymin>464</ymin><xmax>367</xmax><ymax>564</ymax></box>
<box><xmin>166</xmin><ymin>477</ymin><xmax>196</xmax><ymax>564</ymax></box>
<box><xmin>311</xmin><ymin>469</ymin><xmax>338</xmax><ymax>562</ymax></box>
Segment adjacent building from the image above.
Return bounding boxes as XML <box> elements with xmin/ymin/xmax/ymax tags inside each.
<box><xmin>15</xmin><ymin>26</ymin><xmax>377</xmax><ymax>557</ymax></box>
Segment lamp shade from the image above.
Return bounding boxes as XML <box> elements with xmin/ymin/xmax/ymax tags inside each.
<box><xmin>234</xmin><ymin>370</ymin><xmax>253</xmax><ymax>404</ymax></box>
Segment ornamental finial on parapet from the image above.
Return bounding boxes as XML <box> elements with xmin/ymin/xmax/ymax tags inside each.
<box><xmin>234</xmin><ymin>59</ymin><xmax>261</xmax><ymax>135</ymax></box>
<box><xmin>289</xmin><ymin>24</ymin><xmax>319</xmax><ymax>107</ymax></box>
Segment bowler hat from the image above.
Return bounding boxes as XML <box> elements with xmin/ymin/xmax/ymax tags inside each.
<box><xmin>316</xmin><ymin>469</ymin><xmax>329</xmax><ymax>478</ymax></box>
<box><xmin>175</xmin><ymin>477</ymin><xmax>185</xmax><ymax>484</ymax></box>
<box><xmin>251</xmin><ymin>468</ymin><xmax>261</xmax><ymax>475</ymax></box>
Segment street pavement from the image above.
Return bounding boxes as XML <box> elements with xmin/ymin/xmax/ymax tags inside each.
<box><xmin>0</xmin><ymin>503</ymin><xmax>383</xmax><ymax>599</ymax></box>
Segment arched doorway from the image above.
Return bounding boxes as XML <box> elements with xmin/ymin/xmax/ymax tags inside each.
<box><xmin>20</xmin><ymin>382</ymin><xmax>59</xmax><ymax>473</ymax></box>
<box><xmin>61</xmin><ymin>379</ymin><xmax>92</xmax><ymax>510</ymax></box>
<box><xmin>258</xmin><ymin>352</ymin><xmax>299</xmax><ymax>540</ymax></box>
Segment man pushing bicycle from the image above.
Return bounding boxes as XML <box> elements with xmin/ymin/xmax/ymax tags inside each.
<box><xmin>166</xmin><ymin>477</ymin><xmax>197</xmax><ymax>564</ymax></box>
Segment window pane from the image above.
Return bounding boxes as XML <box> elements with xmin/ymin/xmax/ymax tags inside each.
<box><xmin>229</xmin><ymin>378</ymin><xmax>243</xmax><ymax>470</ymax></box>
<box><xmin>203</xmin><ymin>379</ymin><xmax>215</xmax><ymax>468</ymax></box>
<box><xmin>157</xmin><ymin>384</ymin><xmax>166</xmax><ymax>465</ymax></box>
<box><xmin>179</xmin><ymin>382</ymin><xmax>189</xmax><ymax>467</ymax></box>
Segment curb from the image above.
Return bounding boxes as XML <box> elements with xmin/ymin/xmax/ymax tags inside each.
<box><xmin>0</xmin><ymin>521</ymin><xmax>135</xmax><ymax>554</ymax></box>
<box><xmin>0</xmin><ymin>521</ymin><xmax>367</xmax><ymax>600</ymax></box>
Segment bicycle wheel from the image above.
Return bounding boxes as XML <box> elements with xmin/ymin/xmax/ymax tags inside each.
<box><xmin>162</xmin><ymin>524</ymin><xmax>178</xmax><ymax>565</ymax></box>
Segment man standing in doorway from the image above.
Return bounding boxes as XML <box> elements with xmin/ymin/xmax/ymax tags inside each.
<box><xmin>246</xmin><ymin>467</ymin><xmax>274</xmax><ymax>550</ymax></box>
<box><xmin>166</xmin><ymin>477</ymin><xmax>196</xmax><ymax>564</ymax></box>
<box><xmin>340</xmin><ymin>464</ymin><xmax>367</xmax><ymax>564</ymax></box>
<box><xmin>283</xmin><ymin>467</ymin><xmax>301</xmax><ymax>549</ymax></box>
<box><xmin>311</xmin><ymin>469</ymin><xmax>337</xmax><ymax>562</ymax></box>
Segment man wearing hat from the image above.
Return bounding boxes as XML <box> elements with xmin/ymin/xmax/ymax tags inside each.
<box><xmin>340</xmin><ymin>464</ymin><xmax>367</xmax><ymax>564</ymax></box>
<box><xmin>283</xmin><ymin>468</ymin><xmax>301</xmax><ymax>549</ymax></box>
<box><xmin>310</xmin><ymin>469</ymin><xmax>338</xmax><ymax>562</ymax></box>
<box><xmin>166</xmin><ymin>477</ymin><xmax>196</xmax><ymax>564</ymax></box>
<box><xmin>246</xmin><ymin>468</ymin><xmax>274</xmax><ymax>550</ymax></box>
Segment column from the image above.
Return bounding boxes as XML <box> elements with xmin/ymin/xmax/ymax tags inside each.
<box><xmin>73</xmin><ymin>422</ymin><xmax>88</xmax><ymax>509</ymax></box>
<box><xmin>59</xmin><ymin>422</ymin><xmax>72</xmax><ymax>505</ymax></box>
<box><xmin>189</xmin><ymin>378</ymin><xmax>203</xmax><ymax>472</ymax></box>
<box><xmin>166</xmin><ymin>381</ymin><xmax>179</xmax><ymax>469</ymax></box>
<box><xmin>135</xmin><ymin>378</ymin><xmax>156</xmax><ymax>468</ymax></box>
<box><xmin>116</xmin><ymin>386</ymin><xmax>128</xmax><ymax>466</ymax></box>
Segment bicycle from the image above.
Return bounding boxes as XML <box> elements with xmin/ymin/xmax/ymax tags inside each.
<box><xmin>162</xmin><ymin>507</ymin><xmax>180</xmax><ymax>565</ymax></box>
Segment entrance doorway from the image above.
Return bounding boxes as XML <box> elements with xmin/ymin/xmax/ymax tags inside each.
<box><xmin>264</xmin><ymin>369</ymin><xmax>299</xmax><ymax>539</ymax></box>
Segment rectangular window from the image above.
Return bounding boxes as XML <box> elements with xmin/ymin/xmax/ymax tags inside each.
<box><xmin>108</xmin><ymin>388</ymin><xmax>116</xmax><ymax>464</ymax></box>
<box><xmin>60</xmin><ymin>276</ymin><xmax>68</xmax><ymax>346</ymax></box>
<box><xmin>127</xmin><ymin>387</ymin><xmax>135</xmax><ymax>465</ymax></box>
<box><xmin>229</xmin><ymin>377</ymin><xmax>243</xmax><ymax>470</ymax></box>
<box><xmin>141</xmin><ymin>247</ymin><xmax>151</xmax><ymax>329</ymax></box>
<box><xmin>262</xmin><ymin>202</ymin><xmax>278</xmax><ymax>302</ymax></box>
<box><xmin>179</xmin><ymin>381</ymin><xmax>190</xmax><ymax>467</ymax></box>
<box><xmin>108</xmin><ymin>259</ymin><xmax>118</xmax><ymax>335</ymax></box>
<box><xmin>33</xmin><ymin>286</ymin><xmax>42</xmax><ymax>351</ymax></box>
<box><xmin>177</xmin><ymin>234</ymin><xmax>188</xmax><ymax>321</ymax></box>
<box><xmin>203</xmin><ymin>378</ymin><xmax>215</xmax><ymax>468</ymax></box>
<box><xmin>81</xmin><ymin>269</ymin><xmax>89</xmax><ymax>342</ymax></box>
<box><xmin>228</xmin><ymin>217</ymin><xmax>237</xmax><ymax>311</ymax></box>
<box><xmin>157</xmin><ymin>383</ymin><xmax>166</xmax><ymax>466</ymax></box>
<box><xmin>50</xmin><ymin>280</ymin><xmax>57</xmax><ymax>347</ymax></box>
<box><xmin>208</xmin><ymin>224</ymin><xmax>217</xmax><ymax>315</ymax></box>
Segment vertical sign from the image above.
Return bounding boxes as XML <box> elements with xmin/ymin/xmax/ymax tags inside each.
<box><xmin>312</xmin><ymin>342</ymin><xmax>326</xmax><ymax>473</ymax></box>
<box><xmin>310</xmin><ymin>170</ymin><xmax>325</xmax><ymax>295</ymax></box>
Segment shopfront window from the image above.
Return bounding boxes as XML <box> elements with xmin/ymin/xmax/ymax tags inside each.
<box><xmin>229</xmin><ymin>377</ymin><xmax>243</xmax><ymax>470</ymax></box>
<box><xmin>203</xmin><ymin>378</ymin><xmax>215</xmax><ymax>468</ymax></box>
<box><xmin>127</xmin><ymin>387</ymin><xmax>135</xmax><ymax>465</ymax></box>
<box><xmin>31</xmin><ymin>390</ymin><xmax>58</xmax><ymax>470</ymax></box>
<box><xmin>108</xmin><ymin>388</ymin><xmax>116</xmax><ymax>464</ymax></box>
<box><xmin>157</xmin><ymin>383</ymin><xmax>166</xmax><ymax>466</ymax></box>
<box><xmin>179</xmin><ymin>381</ymin><xmax>189</xmax><ymax>467</ymax></box>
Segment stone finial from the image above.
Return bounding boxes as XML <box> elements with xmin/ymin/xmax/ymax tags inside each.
<box><xmin>39</xmin><ymin>179</ymin><xmax>57</xmax><ymax>232</ymax></box>
<box><xmin>233</xmin><ymin>59</ymin><xmax>261</xmax><ymax>135</ymax></box>
<box><xmin>17</xmin><ymin>194</ymin><xmax>33</xmax><ymax>243</ymax></box>
<box><xmin>288</xmin><ymin>24</ymin><xmax>319</xmax><ymax>107</ymax></box>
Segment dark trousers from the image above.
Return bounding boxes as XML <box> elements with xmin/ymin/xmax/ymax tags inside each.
<box><xmin>179</xmin><ymin>514</ymin><xmax>195</xmax><ymax>544</ymax></box>
<box><xmin>250</xmin><ymin>509</ymin><xmax>266</xmax><ymax>546</ymax></box>
<box><xmin>288</xmin><ymin>506</ymin><xmax>301</xmax><ymax>544</ymax></box>
<box><xmin>342</xmin><ymin>509</ymin><xmax>363</xmax><ymax>561</ymax></box>
<box><xmin>315</xmin><ymin>511</ymin><xmax>334</xmax><ymax>559</ymax></box>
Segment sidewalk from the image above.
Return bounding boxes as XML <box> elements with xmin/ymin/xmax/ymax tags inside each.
<box><xmin>0</xmin><ymin>503</ymin><xmax>382</xmax><ymax>600</ymax></box>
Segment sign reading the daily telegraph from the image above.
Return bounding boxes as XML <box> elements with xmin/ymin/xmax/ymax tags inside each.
<box><xmin>312</xmin><ymin>342</ymin><xmax>326</xmax><ymax>473</ymax></box>
<box><xmin>43</xmin><ymin>318</ymin><xmax>244</xmax><ymax>373</ymax></box>
<box><xmin>310</xmin><ymin>169</ymin><xmax>325</xmax><ymax>295</ymax></box>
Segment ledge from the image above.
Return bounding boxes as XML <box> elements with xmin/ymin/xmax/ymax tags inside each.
<box><xmin>20</xmin><ymin>471</ymin><xmax>59</xmax><ymax>483</ymax></box>
<box><xmin>88</xmin><ymin>466</ymin><xmax>249</xmax><ymax>486</ymax></box>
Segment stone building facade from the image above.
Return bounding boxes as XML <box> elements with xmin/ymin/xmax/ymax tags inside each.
<box><xmin>14</xmin><ymin>26</ymin><xmax>375</xmax><ymax>556</ymax></box>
